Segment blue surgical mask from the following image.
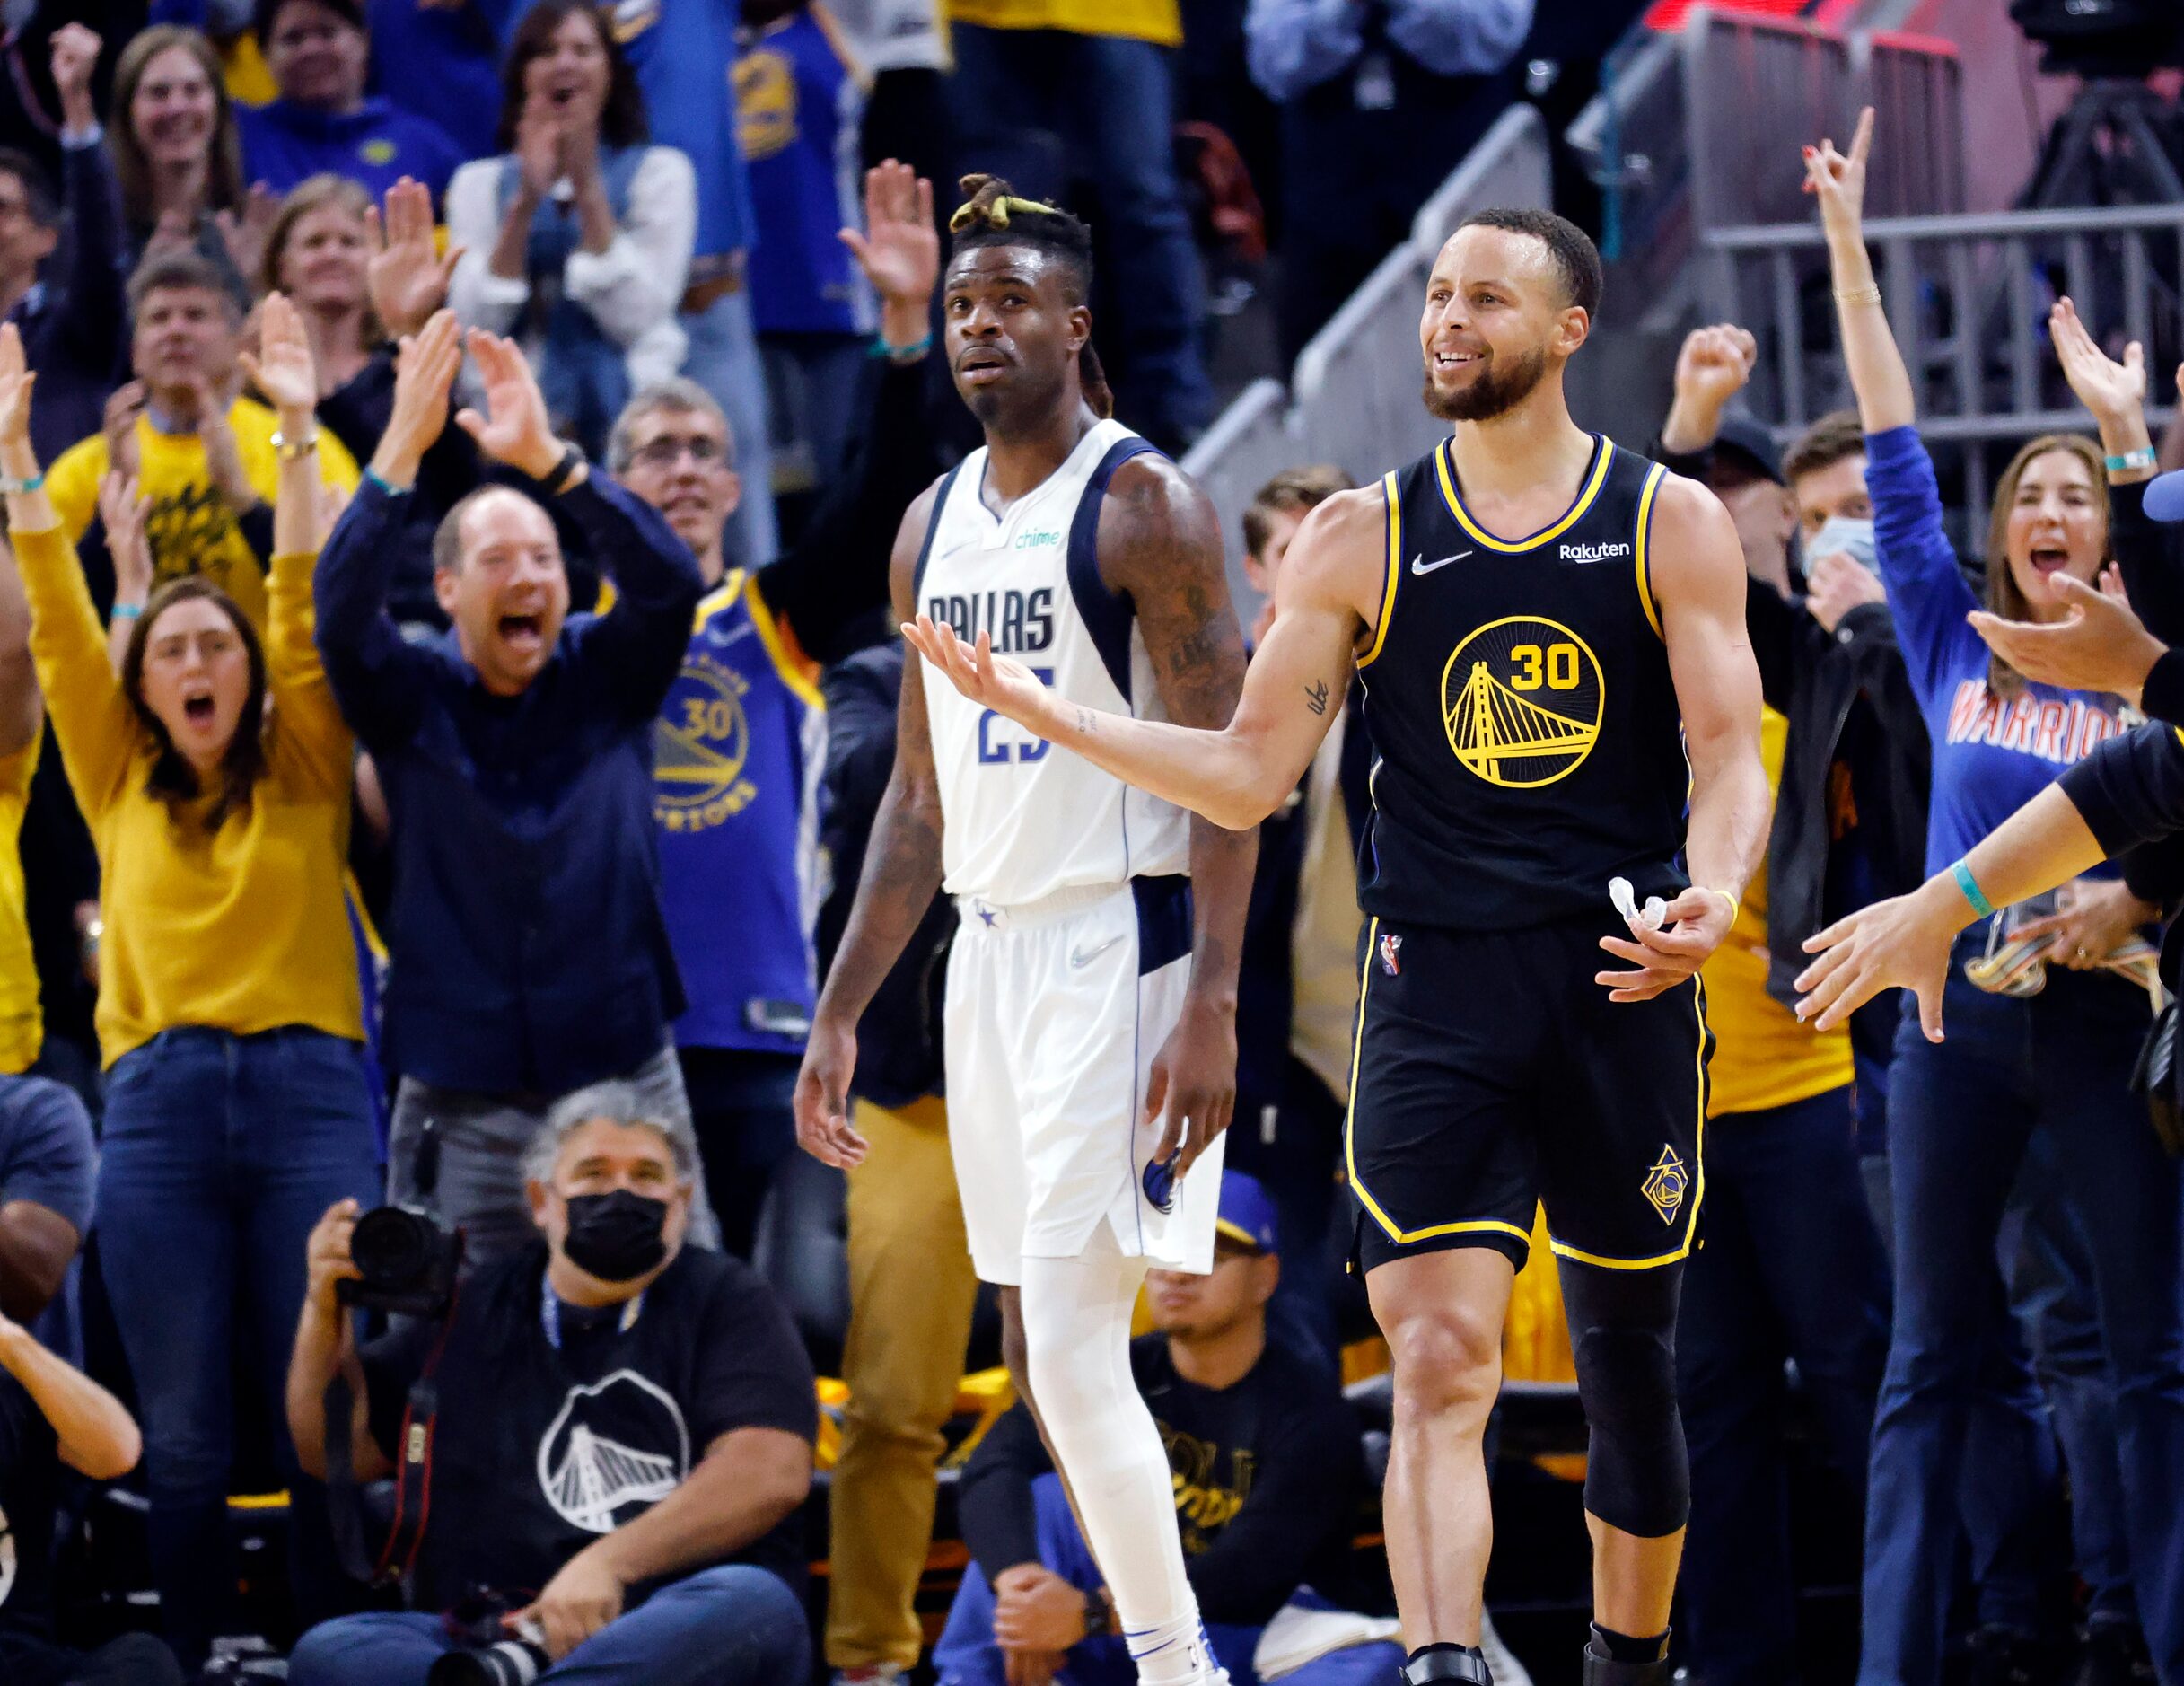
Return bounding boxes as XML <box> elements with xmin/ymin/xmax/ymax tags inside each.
<box><xmin>1806</xmin><ymin>515</ymin><xmax>1878</xmax><ymax>574</ymax></box>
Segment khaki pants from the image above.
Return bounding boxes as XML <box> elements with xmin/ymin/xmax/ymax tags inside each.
<box><xmin>825</xmin><ymin>1094</ymin><xmax>980</xmax><ymax>1672</ymax></box>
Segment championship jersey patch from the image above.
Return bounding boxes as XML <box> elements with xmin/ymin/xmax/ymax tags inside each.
<box><xmin>1441</xmin><ymin>614</ymin><xmax>1604</xmax><ymax>788</ymax></box>
<box><xmin>1641</xmin><ymin>1144</ymin><xmax>1690</xmax><ymax>1225</ymax></box>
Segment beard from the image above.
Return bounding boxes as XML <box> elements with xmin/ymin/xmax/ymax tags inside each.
<box><xmin>1422</xmin><ymin>343</ymin><xmax>1550</xmax><ymax>423</ymax></box>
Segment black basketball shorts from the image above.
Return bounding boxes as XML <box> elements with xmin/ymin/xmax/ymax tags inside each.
<box><xmin>1346</xmin><ymin>912</ymin><xmax>1712</xmax><ymax>1275</ymax></box>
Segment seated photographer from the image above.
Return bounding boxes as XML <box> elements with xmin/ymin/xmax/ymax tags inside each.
<box><xmin>934</xmin><ymin>1172</ymin><xmax>1401</xmax><ymax>1686</ymax></box>
<box><xmin>283</xmin><ymin>1084</ymin><xmax>818</xmax><ymax>1686</ymax></box>
<box><xmin>0</xmin><ymin>1084</ymin><xmax>180</xmax><ymax>1686</ymax></box>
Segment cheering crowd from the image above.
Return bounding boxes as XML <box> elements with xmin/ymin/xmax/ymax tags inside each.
<box><xmin>0</xmin><ymin>3</ymin><xmax>2179</xmax><ymax>1685</ymax></box>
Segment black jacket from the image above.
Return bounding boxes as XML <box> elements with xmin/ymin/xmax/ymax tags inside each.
<box><xmin>815</xmin><ymin>644</ymin><xmax>954</xmax><ymax>1110</ymax></box>
<box><xmin>1746</xmin><ymin>581</ymin><xmax>1931</xmax><ymax>1016</ymax></box>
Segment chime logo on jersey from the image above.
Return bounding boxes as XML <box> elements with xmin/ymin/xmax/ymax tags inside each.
<box><xmin>1642</xmin><ymin>1144</ymin><xmax>1689</xmax><ymax>1225</ymax></box>
<box><xmin>1379</xmin><ymin>932</ymin><xmax>1402</xmax><ymax>976</ymax></box>
<box><xmin>654</xmin><ymin>655</ymin><xmax>755</xmax><ymax>832</ymax></box>
<box><xmin>925</xmin><ymin>587</ymin><xmax>1055</xmax><ymax>656</ymax></box>
<box><xmin>1440</xmin><ymin>614</ymin><xmax>1604</xmax><ymax>789</ymax></box>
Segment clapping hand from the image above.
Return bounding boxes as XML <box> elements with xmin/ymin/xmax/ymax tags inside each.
<box><xmin>367</xmin><ymin>308</ymin><xmax>462</xmax><ymax>488</ymax></box>
<box><xmin>1969</xmin><ymin>564</ymin><xmax>2165</xmax><ymax>701</ymax></box>
<box><xmin>842</xmin><ymin>160</ymin><xmax>939</xmax><ymax>341</ymax></box>
<box><xmin>454</xmin><ymin>328</ymin><xmax>568</xmax><ymax>482</ymax></box>
<box><xmin>215</xmin><ymin>182</ymin><xmax>282</xmax><ymax>287</ymax></box>
<box><xmin>366</xmin><ymin>178</ymin><xmax>462</xmax><ymax>340</ymax></box>
<box><xmin>1802</xmin><ymin>105</ymin><xmax>1874</xmax><ymax>238</ymax></box>
<box><xmin>239</xmin><ymin>291</ymin><xmax>320</xmax><ymax>421</ymax></box>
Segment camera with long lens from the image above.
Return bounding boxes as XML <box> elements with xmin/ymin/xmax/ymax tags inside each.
<box><xmin>337</xmin><ymin>1205</ymin><xmax>462</xmax><ymax>1318</ymax></box>
<box><xmin>427</xmin><ymin>1598</ymin><xmax>549</xmax><ymax>1686</ymax></box>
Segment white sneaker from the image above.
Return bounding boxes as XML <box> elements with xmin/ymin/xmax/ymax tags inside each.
<box><xmin>1478</xmin><ymin>1611</ymin><xmax>1534</xmax><ymax>1686</ymax></box>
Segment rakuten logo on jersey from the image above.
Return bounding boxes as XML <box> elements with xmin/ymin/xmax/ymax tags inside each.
<box><xmin>1559</xmin><ymin>540</ymin><xmax>1633</xmax><ymax>563</ymax></box>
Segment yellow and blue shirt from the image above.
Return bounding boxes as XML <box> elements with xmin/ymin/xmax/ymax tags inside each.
<box><xmin>654</xmin><ymin>573</ymin><xmax>826</xmax><ymax>1055</ymax></box>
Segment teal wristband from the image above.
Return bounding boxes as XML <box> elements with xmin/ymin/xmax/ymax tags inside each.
<box><xmin>2106</xmin><ymin>447</ymin><xmax>2157</xmax><ymax>474</ymax></box>
<box><xmin>110</xmin><ymin>602</ymin><xmax>141</xmax><ymax>622</ymax></box>
<box><xmin>873</xmin><ymin>332</ymin><xmax>930</xmax><ymax>362</ymax></box>
<box><xmin>0</xmin><ymin>470</ymin><xmax>43</xmax><ymax>495</ymax></box>
<box><xmin>364</xmin><ymin>468</ymin><xmax>409</xmax><ymax>497</ymax></box>
<box><xmin>1951</xmin><ymin>859</ymin><xmax>1995</xmax><ymax>920</ymax></box>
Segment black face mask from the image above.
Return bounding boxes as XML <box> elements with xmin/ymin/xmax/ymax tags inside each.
<box><xmin>561</xmin><ymin>1190</ymin><xmax>671</xmax><ymax>1283</ymax></box>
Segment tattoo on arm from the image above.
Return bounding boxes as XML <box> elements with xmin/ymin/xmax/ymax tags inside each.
<box><xmin>1304</xmin><ymin>679</ymin><xmax>1329</xmax><ymax>716</ymax></box>
<box><xmin>1075</xmin><ymin>706</ymin><xmax>1094</xmax><ymax>735</ymax></box>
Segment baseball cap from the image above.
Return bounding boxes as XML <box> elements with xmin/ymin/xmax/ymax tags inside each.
<box><xmin>1708</xmin><ymin>411</ymin><xmax>1785</xmax><ymax>487</ymax></box>
<box><xmin>256</xmin><ymin>0</ymin><xmax>366</xmax><ymax>42</ymax></box>
<box><xmin>1215</xmin><ymin>1171</ymin><xmax>1280</xmax><ymax>1255</ymax></box>
<box><xmin>2145</xmin><ymin>469</ymin><xmax>2184</xmax><ymax>523</ymax></box>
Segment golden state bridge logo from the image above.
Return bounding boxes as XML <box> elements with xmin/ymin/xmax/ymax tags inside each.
<box><xmin>654</xmin><ymin>657</ymin><xmax>755</xmax><ymax>832</ymax></box>
<box><xmin>1441</xmin><ymin>615</ymin><xmax>1603</xmax><ymax>787</ymax></box>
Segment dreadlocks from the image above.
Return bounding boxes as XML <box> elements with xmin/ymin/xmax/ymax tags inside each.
<box><xmin>949</xmin><ymin>173</ymin><xmax>1114</xmax><ymax>420</ymax></box>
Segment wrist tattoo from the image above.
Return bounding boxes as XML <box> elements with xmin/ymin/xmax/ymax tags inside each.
<box><xmin>1304</xmin><ymin>679</ymin><xmax>1329</xmax><ymax>716</ymax></box>
<box><xmin>1075</xmin><ymin>707</ymin><xmax>1094</xmax><ymax>735</ymax></box>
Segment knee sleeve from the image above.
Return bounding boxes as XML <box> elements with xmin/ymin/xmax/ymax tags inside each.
<box><xmin>1565</xmin><ymin>1260</ymin><xmax>1688</xmax><ymax>1538</ymax></box>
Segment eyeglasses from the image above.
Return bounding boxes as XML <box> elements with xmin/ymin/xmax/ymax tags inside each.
<box><xmin>628</xmin><ymin>435</ymin><xmax>730</xmax><ymax>470</ymax></box>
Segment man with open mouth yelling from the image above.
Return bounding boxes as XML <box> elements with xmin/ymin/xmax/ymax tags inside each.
<box><xmin>314</xmin><ymin>312</ymin><xmax>722</xmax><ymax>1269</ymax></box>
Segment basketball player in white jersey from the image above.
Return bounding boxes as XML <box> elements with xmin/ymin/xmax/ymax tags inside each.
<box><xmin>794</xmin><ymin>176</ymin><xmax>1256</xmax><ymax>1686</ymax></box>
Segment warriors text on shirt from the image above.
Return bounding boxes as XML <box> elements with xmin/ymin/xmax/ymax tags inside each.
<box><xmin>1944</xmin><ymin>680</ymin><xmax>2124</xmax><ymax>766</ymax></box>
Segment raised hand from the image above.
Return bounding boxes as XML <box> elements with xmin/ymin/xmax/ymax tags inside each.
<box><xmin>215</xmin><ymin>182</ymin><xmax>282</xmax><ymax>287</ymax></box>
<box><xmin>0</xmin><ymin>323</ymin><xmax>34</xmax><ymax>449</ymax></box>
<box><xmin>238</xmin><ymin>291</ymin><xmax>320</xmax><ymax>419</ymax></box>
<box><xmin>841</xmin><ymin>161</ymin><xmax>940</xmax><ymax>314</ymax></box>
<box><xmin>1662</xmin><ymin>322</ymin><xmax>1757</xmax><ymax>452</ymax></box>
<box><xmin>98</xmin><ymin>470</ymin><xmax>152</xmax><ymax>602</ymax></box>
<box><xmin>2050</xmin><ymin>295</ymin><xmax>2145</xmax><ymax>428</ymax></box>
<box><xmin>369</xmin><ymin>308</ymin><xmax>462</xmax><ymax>487</ymax></box>
<box><xmin>453</xmin><ymin>328</ymin><xmax>565</xmax><ymax>480</ymax></box>
<box><xmin>194</xmin><ymin>378</ymin><xmax>259</xmax><ymax>511</ymax></box>
<box><xmin>48</xmin><ymin>22</ymin><xmax>100</xmax><ymax>136</ymax></box>
<box><xmin>365</xmin><ymin>178</ymin><xmax>462</xmax><ymax>339</ymax></box>
<box><xmin>1802</xmin><ymin>105</ymin><xmax>1874</xmax><ymax>239</ymax></box>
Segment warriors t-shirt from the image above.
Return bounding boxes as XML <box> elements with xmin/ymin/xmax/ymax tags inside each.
<box><xmin>359</xmin><ymin>1241</ymin><xmax>817</xmax><ymax>1611</ymax></box>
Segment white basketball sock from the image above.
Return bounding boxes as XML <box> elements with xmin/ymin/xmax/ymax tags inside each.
<box><xmin>1017</xmin><ymin>1234</ymin><xmax>1215</xmax><ymax>1686</ymax></box>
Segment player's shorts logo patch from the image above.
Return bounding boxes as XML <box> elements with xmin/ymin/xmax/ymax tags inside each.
<box><xmin>1440</xmin><ymin>614</ymin><xmax>1604</xmax><ymax>788</ymax></box>
<box><xmin>1642</xmin><ymin>1145</ymin><xmax>1689</xmax><ymax>1225</ymax></box>
<box><xmin>1379</xmin><ymin>933</ymin><xmax>1402</xmax><ymax>976</ymax></box>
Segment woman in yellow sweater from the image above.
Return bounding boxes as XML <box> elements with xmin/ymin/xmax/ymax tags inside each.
<box><xmin>0</xmin><ymin>296</ymin><xmax>379</xmax><ymax>1672</ymax></box>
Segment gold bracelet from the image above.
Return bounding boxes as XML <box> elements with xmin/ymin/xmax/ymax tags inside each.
<box><xmin>270</xmin><ymin>428</ymin><xmax>319</xmax><ymax>461</ymax></box>
<box><xmin>1834</xmin><ymin>284</ymin><xmax>1882</xmax><ymax>308</ymax></box>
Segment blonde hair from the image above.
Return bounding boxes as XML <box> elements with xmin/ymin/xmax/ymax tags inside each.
<box><xmin>259</xmin><ymin>174</ymin><xmax>380</xmax><ymax>339</ymax></box>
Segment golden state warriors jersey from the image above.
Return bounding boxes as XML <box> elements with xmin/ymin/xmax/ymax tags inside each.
<box><xmin>1357</xmin><ymin>435</ymin><xmax>1689</xmax><ymax>931</ymax></box>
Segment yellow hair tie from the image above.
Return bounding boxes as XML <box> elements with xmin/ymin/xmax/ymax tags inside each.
<box><xmin>948</xmin><ymin>193</ymin><xmax>1063</xmax><ymax>233</ymax></box>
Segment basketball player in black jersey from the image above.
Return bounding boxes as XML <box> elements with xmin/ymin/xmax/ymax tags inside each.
<box><xmin>905</xmin><ymin>207</ymin><xmax>1767</xmax><ymax>1686</ymax></box>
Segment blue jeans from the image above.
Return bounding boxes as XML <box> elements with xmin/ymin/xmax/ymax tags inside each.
<box><xmin>945</xmin><ymin>25</ymin><xmax>1213</xmax><ymax>444</ymax></box>
<box><xmin>285</xmin><ymin>1564</ymin><xmax>809</xmax><ymax>1685</ymax></box>
<box><xmin>1860</xmin><ymin>945</ymin><xmax>2184</xmax><ymax>1686</ymax></box>
<box><xmin>95</xmin><ymin>1025</ymin><xmax>381</xmax><ymax>1670</ymax></box>
<box><xmin>679</xmin><ymin>285</ymin><xmax>776</xmax><ymax>573</ymax></box>
<box><xmin>2005</xmin><ymin>1125</ymin><xmax>2134</xmax><ymax>1627</ymax></box>
<box><xmin>934</xmin><ymin>1474</ymin><xmax>1401</xmax><ymax>1686</ymax></box>
<box><xmin>1676</xmin><ymin>1085</ymin><xmax>1889</xmax><ymax>1686</ymax></box>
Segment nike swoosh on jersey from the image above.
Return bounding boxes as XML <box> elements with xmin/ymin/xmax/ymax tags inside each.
<box><xmin>1410</xmin><ymin>550</ymin><xmax>1472</xmax><ymax>575</ymax></box>
<box><xmin>1069</xmin><ymin>933</ymin><xmax>1126</xmax><ymax>969</ymax></box>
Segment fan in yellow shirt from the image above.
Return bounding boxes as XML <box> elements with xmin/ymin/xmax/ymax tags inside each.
<box><xmin>42</xmin><ymin>249</ymin><xmax>358</xmax><ymax>633</ymax></box>
<box><xmin>0</xmin><ymin>487</ymin><xmax>41</xmax><ymax>1074</ymax></box>
<box><xmin>945</xmin><ymin>0</ymin><xmax>1179</xmax><ymax>47</ymax></box>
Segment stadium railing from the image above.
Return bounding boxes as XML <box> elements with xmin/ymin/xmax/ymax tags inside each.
<box><xmin>1182</xmin><ymin>103</ymin><xmax>1553</xmax><ymax>608</ymax></box>
<box><xmin>1706</xmin><ymin>202</ymin><xmax>2184</xmax><ymax>537</ymax></box>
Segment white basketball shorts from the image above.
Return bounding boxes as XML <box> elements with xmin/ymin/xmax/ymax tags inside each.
<box><xmin>943</xmin><ymin>874</ymin><xmax>1224</xmax><ymax>1286</ymax></box>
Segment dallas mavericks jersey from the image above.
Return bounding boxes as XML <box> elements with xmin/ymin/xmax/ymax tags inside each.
<box><xmin>917</xmin><ymin>417</ymin><xmax>1191</xmax><ymax>907</ymax></box>
<box><xmin>1359</xmin><ymin>434</ymin><xmax>1690</xmax><ymax>931</ymax></box>
<box><xmin>653</xmin><ymin>572</ymin><xmax>826</xmax><ymax>1053</ymax></box>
